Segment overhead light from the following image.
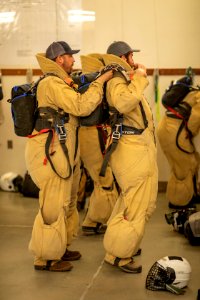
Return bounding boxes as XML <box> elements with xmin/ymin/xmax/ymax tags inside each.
<box><xmin>0</xmin><ymin>12</ymin><xmax>16</xmax><ymax>24</ymax></box>
<box><xmin>68</xmin><ymin>10</ymin><xmax>95</xmax><ymax>23</ymax></box>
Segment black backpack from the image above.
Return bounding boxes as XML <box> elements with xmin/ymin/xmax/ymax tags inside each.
<box><xmin>71</xmin><ymin>63</ymin><xmax>131</xmax><ymax>126</ymax></box>
<box><xmin>162</xmin><ymin>75</ymin><xmax>194</xmax><ymax>109</ymax></box>
<box><xmin>8</xmin><ymin>73</ymin><xmax>56</xmax><ymax>137</ymax></box>
<box><xmin>8</xmin><ymin>83</ymin><xmax>38</xmax><ymax>136</ymax></box>
<box><xmin>72</xmin><ymin>71</ymin><xmax>110</xmax><ymax>126</ymax></box>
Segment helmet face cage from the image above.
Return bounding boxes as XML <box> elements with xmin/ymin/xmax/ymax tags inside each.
<box><xmin>146</xmin><ymin>262</ymin><xmax>175</xmax><ymax>291</ymax></box>
<box><xmin>146</xmin><ymin>256</ymin><xmax>191</xmax><ymax>295</ymax></box>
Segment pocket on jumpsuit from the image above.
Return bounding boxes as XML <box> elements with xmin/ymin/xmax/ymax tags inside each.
<box><xmin>103</xmin><ymin>211</ymin><xmax>145</xmax><ymax>258</ymax></box>
<box><xmin>29</xmin><ymin>207</ymin><xmax>67</xmax><ymax>260</ymax></box>
<box><xmin>166</xmin><ymin>171</ymin><xmax>194</xmax><ymax>206</ymax></box>
<box><xmin>26</xmin><ymin>137</ymin><xmax>71</xmax><ymax>185</ymax></box>
<box><xmin>88</xmin><ymin>185</ymin><xmax>118</xmax><ymax>224</ymax></box>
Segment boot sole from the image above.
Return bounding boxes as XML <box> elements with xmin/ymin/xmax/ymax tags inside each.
<box><xmin>34</xmin><ymin>264</ymin><xmax>73</xmax><ymax>272</ymax></box>
<box><xmin>62</xmin><ymin>254</ymin><xmax>81</xmax><ymax>261</ymax></box>
<box><xmin>105</xmin><ymin>259</ymin><xmax>142</xmax><ymax>274</ymax></box>
<box><xmin>119</xmin><ymin>265</ymin><xmax>142</xmax><ymax>273</ymax></box>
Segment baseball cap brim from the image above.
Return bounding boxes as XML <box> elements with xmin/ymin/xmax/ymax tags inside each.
<box><xmin>69</xmin><ymin>49</ymin><xmax>80</xmax><ymax>55</ymax></box>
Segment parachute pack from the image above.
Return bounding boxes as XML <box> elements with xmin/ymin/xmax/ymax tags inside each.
<box><xmin>162</xmin><ymin>75</ymin><xmax>194</xmax><ymax>108</ymax></box>
<box><xmin>8</xmin><ymin>79</ymin><xmax>40</xmax><ymax>136</ymax></box>
<box><xmin>162</xmin><ymin>67</ymin><xmax>200</xmax><ymax>109</ymax></box>
<box><xmin>71</xmin><ymin>63</ymin><xmax>131</xmax><ymax>126</ymax></box>
<box><xmin>72</xmin><ymin>71</ymin><xmax>109</xmax><ymax>126</ymax></box>
<box><xmin>7</xmin><ymin>73</ymin><xmax>57</xmax><ymax>137</ymax></box>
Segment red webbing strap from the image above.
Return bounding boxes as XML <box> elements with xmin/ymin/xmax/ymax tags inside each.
<box><xmin>27</xmin><ymin>128</ymin><xmax>54</xmax><ymax>166</ymax></box>
<box><xmin>167</xmin><ymin>106</ymin><xmax>195</xmax><ymax>154</ymax></box>
<box><xmin>27</xmin><ymin>128</ymin><xmax>50</xmax><ymax>138</ymax></box>
<box><xmin>167</xmin><ymin>106</ymin><xmax>187</xmax><ymax>124</ymax></box>
<box><xmin>96</xmin><ymin>124</ymin><xmax>111</xmax><ymax>155</ymax></box>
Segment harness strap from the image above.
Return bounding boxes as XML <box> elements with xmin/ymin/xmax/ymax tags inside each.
<box><xmin>96</xmin><ymin>125</ymin><xmax>110</xmax><ymax>155</ymax></box>
<box><xmin>166</xmin><ymin>106</ymin><xmax>194</xmax><ymax>154</ymax></box>
<box><xmin>99</xmin><ymin>138</ymin><xmax>118</xmax><ymax>177</ymax></box>
<box><xmin>74</xmin><ymin>127</ymin><xmax>79</xmax><ymax>160</ymax></box>
<box><xmin>166</xmin><ymin>106</ymin><xmax>186</xmax><ymax>121</ymax></box>
<box><xmin>99</xmin><ymin>124</ymin><xmax>145</xmax><ymax>177</ymax></box>
<box><xmin>122</xmin><ymin>125</ymin><xmax>144</xmax><ymax>135</ymax></box>
<box><xmin>45</xmin><ymin>130</ymin><xmax>72</xmax><ymax>179</ymax></box>
<box><xmin>139</xmin><ymin>102</ymin><xmax>148</xmax><ymax>128</ymax></box>
<box><xmin>30</xmin><ymin>106</ymin><xmax>72</xmax><ymax>179</ymax></box>
<box><xmin>99</xmin><ymin>102</ymin><xmax>148</xmax><ymax>177</ymax></box>
<box><xmin>176</xmin><ymin>121</ymin><xmax>194</xmax><ymax>154</ymax></box>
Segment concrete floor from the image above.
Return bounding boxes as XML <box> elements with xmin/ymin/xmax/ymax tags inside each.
<box><xmin>0</xmin><ymin>190</ymin><xmax>199</xmax><ymax>300</ymax></box>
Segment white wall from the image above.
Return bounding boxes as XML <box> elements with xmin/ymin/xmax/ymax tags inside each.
<box><xmin>0</xmin><ymin>0</ymin><xmax>200</xmax><ymax>180</ymax></box>
<box><xmin>81</xmin><ymin>0</ymin><xmax>200</xmax><ymax>68</ymax></box>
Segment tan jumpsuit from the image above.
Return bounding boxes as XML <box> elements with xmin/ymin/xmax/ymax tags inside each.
<box><xmin>81</xmin><ymin>54</ymin><xmax>158</xmax><ymax>266</ymax></box>
<box><xmin>157</xmin><ymin>91</ymin><xmax>200</xmax><ymax>206</ymax></box>
<box><xmin>79</xmin><ymin>126</ymin><xmax>118</xmax><ymax>227</ymax></box>
<box><xmin>78</xmin><ymin>55</ymin><xmax>118</xmax><ymax>228</ymax></box>
<box><xmin>25</xmin><ymin>53</ymin><xmax>105</xmax><ymax>266</ymax></box>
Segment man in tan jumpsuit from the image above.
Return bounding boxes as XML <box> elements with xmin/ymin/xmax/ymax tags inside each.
<box><xmin>101</xmin><ymin>41</ymin><xmax>158</xmax><ymax>273</ymax></box>
<box><xmin>78</xmin><ymin>57</ymin><xmax>118</xmax><ymax>235</ymax></box>
<box><xmin>157</xmin><ymin>88</ymin><xmax>200</xmax><ymax>208</ymax></box>
<box><xmin>81</xmin><ymin>42</ymin><xmax>158</xmax><ymax>273</ymax></box>
<box><xmin>25</xmin><ymin>41</ymin><xmax>113</xmax><ymax>272</ymax></box>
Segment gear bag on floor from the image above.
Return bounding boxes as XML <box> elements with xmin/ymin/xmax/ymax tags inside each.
<box><xmin>21</xmin><ymin>172</ymin><xmax>39</xmax><ymax>198</ymax></box>
<box><xmin>184</xmin><ymin>211</ymin><xmax>200</xmax><ymax>245</ymax></box>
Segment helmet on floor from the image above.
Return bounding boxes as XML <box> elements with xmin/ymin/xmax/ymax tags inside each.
<box><xmin>146</xmin><ymin>256</ymin><xmax>191</xmax><ymax>295</ymax></box>
<box><xmin>0</xmin><ymin>172</ymin><xmax>23</xmax><ymax>192</ymax></box>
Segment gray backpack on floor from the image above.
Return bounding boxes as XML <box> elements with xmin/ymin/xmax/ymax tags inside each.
<box><xmin>184</xmin><ymin>211</ymin><xmax>200</xmax><ymax>245</ymax></box>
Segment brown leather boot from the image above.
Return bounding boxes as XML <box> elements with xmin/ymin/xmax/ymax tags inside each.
<box><xmin>34</xmin><ymin>260</ymin><xmax>73</xmax><ymax>272</ymax></box>
<box><xmin>82</xmin><ymin>223</ymin><xmax>107</xmax><ymax>235</ymax></box>
<box><xmin>112</xmin><ymin>257</ymin><xmax>142</xmax><ymax>274</ymax></box>
<box><xmin>62</xmin><ymin>249</ymin><xmax>81</xmax><ymax>261</ymax></box>
<box><xmin>118</xmin><ymin>260</ymin><xmax>142</xmax><ymax>273</ymax></box>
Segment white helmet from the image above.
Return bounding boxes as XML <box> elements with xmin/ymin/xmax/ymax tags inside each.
<box><xmin>146</xmin><ymin>256</ymin><xmax>191</xmax><ymax>295</ymax></box>
<box><xmin>0</xmin><ymin>172</ymin><xmax>23</xmax><ymax>192</ymax></box>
